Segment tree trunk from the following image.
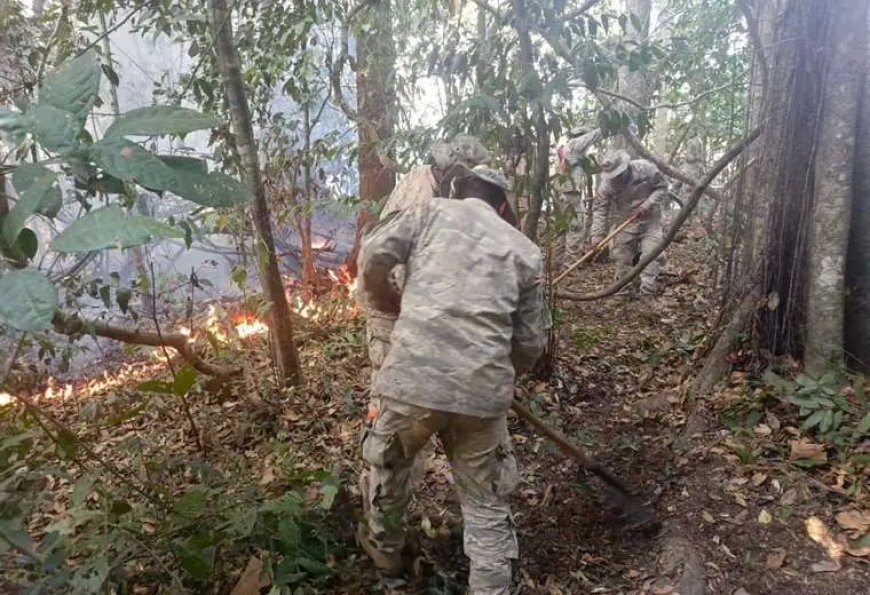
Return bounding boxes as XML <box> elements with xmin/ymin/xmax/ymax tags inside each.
<box><xmin>804</xmin><ymin>0</ymin><xmax>866</xmax><ymax>375</ymax></box>
<box><xmin>845</xmin><ymin>11</ymin><xmax>870</xmax><ymax>372</ymax></box>
<box><xmin>209</xmin><ymin>0</ymin><xmax>302</xmax><ymax>386</ymax></box>
<box><xmin>611</xmin><ymin>0</ymin><xmax>652</xmax><ymax>154</ymax></box>
<box><xmin>751</xmin><ymin>0</ymin><xmax>825</xmax><ymax>357</ymax></box>
<box><xmin>345</xmin><ymin>0</ymin><xmax>397</xmax><ymax>276</ymax></box>
<box><xmin>513</xmin><ymin>0</ymin><xmax>548</xmax><ymax>244</ymax></box>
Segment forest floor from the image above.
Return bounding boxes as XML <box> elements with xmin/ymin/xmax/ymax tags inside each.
<box><xmin>4</xmin><ymin>222</ymin><xmax>869</xmax><ymax>594</ymax></box>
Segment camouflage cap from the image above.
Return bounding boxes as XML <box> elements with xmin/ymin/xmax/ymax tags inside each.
<box><xmin>431</xmin><ymin>134</ymin><xmax>491</xmax><ymax>169</ymax></box>
<box><xmin>470</xmin><ymin>164</ymin><xmax>511</xmax><ymax>192</ymax></box>
<box><xmin>600</xmin><ymin>150</ymin><xmax>631</xmax><ymax>180</ymax></box>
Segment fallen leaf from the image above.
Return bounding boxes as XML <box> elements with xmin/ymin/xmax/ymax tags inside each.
<box><xmin>652</xmin><ymin>586</ymin><xmax>674</xmax><ymax>595</ymax></box>
<box><xmin>834</xmin><ymin>509</ymin><xmax>870</xmax><ymax>536</ymax></box>
<box><xmin>780</xmin><ymin>488</ymin><xmax>798</xmax><ymax>506</ymax></box>
<box><xmin>733</xmin><ymin>589</ymin><xmax>752</xmax><ymax>595</ymax></box>
<box><xmin>810</xmin><ymin>559</ymin><xmax>841</xmax><ymax>573</ymax></box>
<box><xmin>751</xmin><ymin>473</ymin><xmax>768</xmax><ymax>487</ymax></box>
<box><xmin>702</xmin><ymin>511</ymin><xmax>715</xmax><ymax>524</ymax></box>
<box><xmin>790</xmin><ymin>439</ymin><xmax>827</xmax><ymax>462</ymax></box>
<box><xmin>734</xmin><ymin>493</ymin><xmax>747</xmax><ymax>507</ymax></box>
<box><xmin>754</xmin><ymin>423</ymin><xmax>772</xmax><ymax>436</ymax></box>
<box><xmin>806</xmin><ymin>516</ymin><xmax>844</xmax><ymax>562</ymax></box>
<box><xmin>758</xmin><ymin>509</ymin><xmax>772</xmax><ymax>525</ymax></box>
<box><xmin>844</xmin><ymin>534</ymin><xmax>870</xmax><ymax>557</ymax></box>
<box><xmin>230</xmin><ymin>557</ymin><xmax>270</xmax><ymax>595</ymax></box>
<box><xmin>765</xmin><ymin>551</ymin><xmax>786</xmax><ymax>569</ymax></box>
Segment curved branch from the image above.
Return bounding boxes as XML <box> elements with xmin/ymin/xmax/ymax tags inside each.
<box><xmin>51</xmin><ymin>311</ymin><xmax>241</xmax><ymax>377</ymax></box>
<box><xmin>556</xmin><ymin>126</ymin><xmax>762</xmax><ymax>302</ymax></box>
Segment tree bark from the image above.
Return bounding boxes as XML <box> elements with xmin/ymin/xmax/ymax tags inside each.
<box><xmin>209</xmin><ymin>0</ymin><xmax>302</xmax><ymax>385</ymax></box>
<box><xmin>610</xmin><ymin>0</ymin><xmax>652</xmax><ymax>154</ymax></box>
<box><xmin>513</xmin><ymin>0</ymin><xmax>548</xmax><ymax>243</ymax></box>
<box><xmin>804</xmin><ymin>0</ymin><xmax>866</xmax><ymax>375</ymax></box>
<box><xmin>845</xmin><ymin>9</ymin><xmax>870</xmax><ymax>372</ymax></box>
<box><xmin>345</xmin><ymin>0</ymin><xmax>397</xmax><ymax>276</ymax></box>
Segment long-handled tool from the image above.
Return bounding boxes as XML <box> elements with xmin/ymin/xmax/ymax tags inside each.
<box><xmin>511</xmin><ymin>400</ymin><xmax>659</xmax><ymax>531</ymax></box>
<box><xmin>552</xmin><ymin>210</ymin><xmax>641</xmax><ymax>286</ymax></box>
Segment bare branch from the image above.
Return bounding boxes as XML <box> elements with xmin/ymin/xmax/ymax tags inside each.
<box><xmin>556</xmin><ymin>126</ymin><xmax>763</xmax><ymax>301</ymax></box>
<box><xmin>52</xmin><ymin>311</ymin><xmax>242</xmax><ymax>377</ymax></box>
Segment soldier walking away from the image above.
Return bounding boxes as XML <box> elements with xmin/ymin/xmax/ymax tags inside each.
<box><xmin>589</xmin><ymin>150</ymin><xmax>669</xmax><ymax>303</ymax></box>
<box><xmin>355</xmin><ymin>166</ymin><xmax>551</xmax><ymax>595</ymax></box>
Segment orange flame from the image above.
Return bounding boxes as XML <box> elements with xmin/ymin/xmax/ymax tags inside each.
<box><xmin>232</xmin><ymin>314</ymin><xmax>269</xmax><ymax>338</ymax></box>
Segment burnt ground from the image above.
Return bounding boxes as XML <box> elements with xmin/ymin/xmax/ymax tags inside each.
<box><xmin>4</xmin><ymin>224</ymin><xmax>869</xmax><ymax>594</ymax></box>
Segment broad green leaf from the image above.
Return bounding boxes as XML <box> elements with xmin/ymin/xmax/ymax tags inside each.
<box><xmin>14</xmin><ymin>228</ymin><xmax>39</xmax><ymax>260</ymax></box>
<box><xmin>51</xmin><ymin>204</ymin><xmax>184</xmax><ymax>253</ymax></box>
<box><xmin>105</xmin><ymin>106</ymin><xmax>221</xmax><ymax>138</ymax></box>
<box><xmin>0</xmin><ymin>268</ymin><xmax>58</xmax><ymax>331</ymax></box>
<box><xmin>26</xmin><ymin>104</ymin><xmax>80</xmax><ymax>154</ymax></box>
<box><xmin>161</xmin><ymin>157</ymin><xmax>248</xmax><ymax>207</ymax></box>
<box><xmin>3</xmin><ymin>164</ymin><xmax>60</xmax><ymax>246</ymax></box>
<box><xmin>172</xmin><ymin>364</ymin><xmax>199</xmax><ymax>396</ymax></box>
<box><xmin>177</xmin><ymin>550</ymin><xmax>212</xmax><ymax>580</ymax></box>
<box><xmin>174</xmin><ymin>485</ymin><xmax>209</xmax><ymax>519</ymax></box>
<box><xmin>40</xmin><ymin>50</ymin><xmax>101</xmax><ymax>123</ymax></box>
<box><xmin>803</xmin><ymin>409</ymin><xmax>826</xmax><ymax>429</ymax></box>
<box><xmin>89</xmin><ymin>138</ymin><xmax>180</xmax><ymax>191</ymax></box>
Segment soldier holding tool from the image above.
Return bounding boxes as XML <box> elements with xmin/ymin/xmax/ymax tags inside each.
<box><xmin>589</xmin><ymin>150</ymin><xmax>669</xmax><ymax>302</ymax></box>
<box><xmin>356</xmin><ymin>165</ymin><xmax>550</xmax><ymax>595</ymax></box>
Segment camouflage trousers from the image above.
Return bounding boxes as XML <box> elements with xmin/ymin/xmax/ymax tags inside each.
<box><xmin>360</xmin><ymin>397</ymin><xmax>520</xmax><ymax>595</ymax></box>
<box><xmin>611</xmin><ymin>209</ymin><xmax>664</xmax><ymax>297</ymax></box>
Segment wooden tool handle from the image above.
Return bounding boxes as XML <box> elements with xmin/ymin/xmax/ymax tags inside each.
<box><xmin>510</xmin><ymin>400</ymin><xmax>595</xmax><ymax>467</ymax></box>
<box><xmin>552</xmin><ymin>210</ymin><xmax>641</xmax><ymax>286</ymax></box>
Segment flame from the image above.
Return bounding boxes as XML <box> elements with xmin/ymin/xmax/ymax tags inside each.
<box><xmin>233</xmin><ymin>314</ymin><xmax>269</xmax><ymax>338</ymax></box>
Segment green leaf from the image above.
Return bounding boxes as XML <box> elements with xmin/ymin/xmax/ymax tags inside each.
<box><xmin>110</xmin><ymin>499</ymin><xmax>132</xmax><ymax>517</ymax></box>
<box><xmin>25</xmin><ymin>104</ymin><xmax>80</xmax><ymax>154</ymax></box>
<box><xmin>105</xmin><ymin>106</ymin><xmax>221</xmax><ymax>138</ymax></box>
<box><xmin>88</xmin><ymin>138</ymin><xmax>180</xmax><ymax>191</ymax></box>
<box><xmin>174</xmin><ymin>485</ymin><xmax>209</xmax><ymax>519</ymax></box>
<box><xmin>4</xmin><ymin>163</ymin><xmax>62</xmax><ymax>246</ymax></box>
<box><xmin>803</xmin><ymin>409</ymin><xmax>826</xmax><ymax>430</ymax></box>
<box><xmin>71</xmin><ymin>557</ymin><xmax>110</xmax><ymax>595</ymax></box>
<box><xmin>853</xmin><ymin>412</ymin><xmax>870</xmax><ymax>439</ymax></box>
<box><xmin>56</xmin><ymin>427</ymin><xmax>79</xmax><ymax>460</ymax></box>
<box><xmin>72</xmin><ymin>473</ymin><xmax>97</xmax><ymax>507</ymax></box>
<box><xmin>51</xmin><ymin>204</ymin><xmax>184</xmax><ymax>253</ymax></box>
<box><xmin>177</xmin><ymin>550</ymin><xmax>212</xmax><ymax>580</ymax></box>
<box><xmin>160</xmin><ymin>157</ymin><xmax>248</xmax><ymax>207</ymax></box>
<box><xmin>319</xmin><ymin>482</ymin><xmax>338</xmax><ymax>510</ymax></box>
<box><xmin>172</xmin><ymin>364</ymin><xmax>199</xmax><ymax>396</ymax></box>
<box><xmin>40</xmin><ymin>50</ymin><xmax>101</xmax><ymax>123</ymax></box>
<box><xmin>116</xmin><ymin>287</ymin><xmax>132</xmax><ymax>313</ymax></box>
<box><xmin>14</xmin><ymin>228</ymin><xmax>39</xmax><ymax>260</ymax></box>
<box><xmin>136</xmin><ymin>379</ymin><xmax>173</xmax><ymax>393</ymax></box>
<box><xmin>0</xmin><ymin>268</ymin><xmax>58</xmax><ymax>331</ymax></box>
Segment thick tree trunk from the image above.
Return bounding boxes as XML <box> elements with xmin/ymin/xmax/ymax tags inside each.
<box><xmin>752</xmin><ymin>0</ymin><xmax>825</xmax><ymax>356</ymax></box>
<box><xmin>804</xmin><ymin>1</ymin><xmax>866</xmax><ymax>375</ymax></box>
<box><xmin>345</xmin><ymin>0</ymin><xmax>397</xmax><ymax>276</ymax></box>
<box><xmin>845</xmin><ymin>15</ymin><xmax>870</xmax><ymax>372</ymax></box>
<box><xmin>209</xmin><ymin>0</ymin><xmax>302</xmax><ymax>386</ymax></box>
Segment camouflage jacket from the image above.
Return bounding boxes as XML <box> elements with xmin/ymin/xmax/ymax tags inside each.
<box><xmin>590</xmin><ymin>158</ymin><xmax>668</xmax><ymax>241</ymax></box>
<box><xmin>358</xmin><ymin>199</ymin><xmax>551</xmax><ymax>418</ymax></box>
